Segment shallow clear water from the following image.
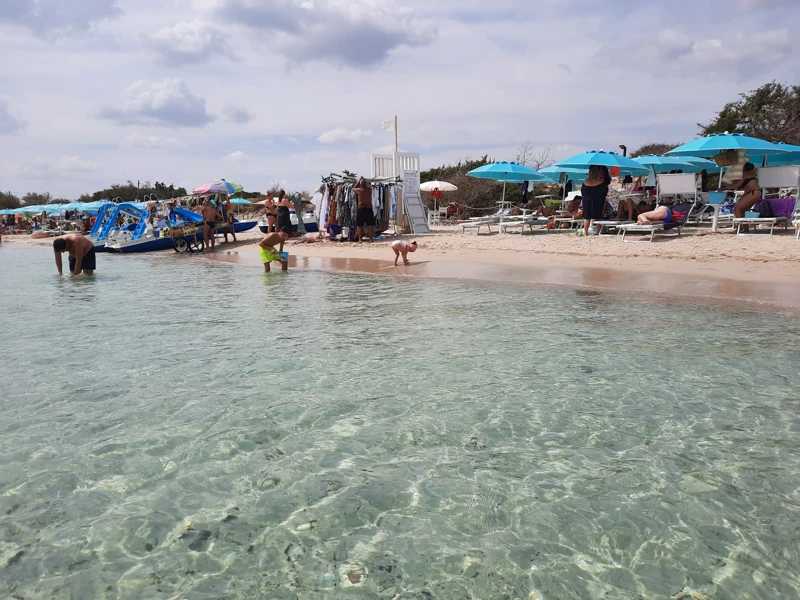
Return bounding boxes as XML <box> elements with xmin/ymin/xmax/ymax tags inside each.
<box><xmin>1</xmin><ymin>244</ymin><xmax>800</xmax><ymax>600</ymax></box>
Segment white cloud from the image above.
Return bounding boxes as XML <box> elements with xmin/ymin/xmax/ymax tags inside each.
<box><xmin>124</xmin><ymin>132</ymin><xmax>184</xmax><ymax>149</ymax></box>
<box><xmin>0</xmin><ymin>100</ymin><xmax>24</xmax><ymax>134</ymax></box>
<box><xmin>223</xmin><ymin>150</ymin><xmax>247</xmax><ymax>163</ymax></box>
<box><xmin>221</xmin><ymin>105</ymin><xmax>255</xmax><ymax>124</ymax></box>
<box><xmin>209</xmin><ymin>0</ymin><xmax>437</xmax><ymax>67</ymax></box>
<box><xmin>149</xmin><ymin>20</ymin><xmax>234</xmax><ymax>66</ymax></box>
<box><xmin>318</xmin><ymin>127</ymin><xmax>373</xmax><ymax>144</ymax></box>
<box><xmin>98</xmin><ymin>79</ymin><xmax>215</xmax><ymax>127</ymax></box>
<box><xmin>0</xmin><ymin>0</ymin><xmax>122</xmax><ymax>35</ymax></box>
<box><xmin>21</xmin><ymin>155</ymin><xmax>100</xmax><ymax>178</ymax></box>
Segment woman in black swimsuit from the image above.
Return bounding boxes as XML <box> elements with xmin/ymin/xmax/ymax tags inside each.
<box><xmin>732</xmin><ymin>162</ymin><xmax>763</xmax><ymax>233</ymax></box>
<box><xmin>732</xmin><ymin>162</ymin><xmax>763</xmax><ymax>218</ymax></box>
<box><xmin>276</xmin><ymin>190</ymin><xmax>293</xmax><ymax>234</ymax></box>
<box><xmin>264</xmin><ymin>191</ymin><xmax>277</xmax><ymax>233</ymax></box>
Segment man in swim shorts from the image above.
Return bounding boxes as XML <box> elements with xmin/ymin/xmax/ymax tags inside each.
<box><xmin>391</xmin><ymin>240</ymin><xmax>418</xmax><ymax>266</ymax></box>
<box><xmin>200</xmin><ymin>199</ymin><xmax>222</xmax><ymax>253</ymax></box>
<box><xmin>258</xmin><ymin>228</ymin><xmax>290</xmax><ymax>272</ymax></box>
<box><xmin>354</xmin><ymin>177</ymin><xmax>375</xmax><ymax>244</ymax></box>
<box><xmin>53</xmin><ymin>234</ymin><xmax>96</xmax><ymax>276</ymax></box>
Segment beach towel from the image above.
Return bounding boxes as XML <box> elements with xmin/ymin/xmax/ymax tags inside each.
<box><xmin>758</xmin><ymin>197</ymin><xmax>796</xmax><ymax>219</ymax></box>
<box><xmin>721</xmin><ymin>149</ymin><xmax>749</xmax><ymax>187</ymax></box>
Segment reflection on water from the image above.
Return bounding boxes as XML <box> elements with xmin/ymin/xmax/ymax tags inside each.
<box><xmin>1</xmin><ymin>245</ymin><xmax>800</xmax><ymax>599</ymax></box>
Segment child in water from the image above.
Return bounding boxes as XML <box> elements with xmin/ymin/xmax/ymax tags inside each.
<box><xmin>259</xmin><ymin>229</ymin><xmax>289</xmax><ymax>272</ymax></box>
<box><xmin>391</xmin><ymin>240</ymin><xmax>418</xmax><ymax>266</ymax></box>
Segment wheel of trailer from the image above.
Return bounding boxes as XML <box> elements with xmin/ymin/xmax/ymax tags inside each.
<box><xmin>189</xmin><ymin>238</ymin><xmax>204</xmax><ymax>253</ymax></box>
<box><xmin>173</xmin><ymin>238</ymin><xmax>189</xmax><ymax>253</ymax></box>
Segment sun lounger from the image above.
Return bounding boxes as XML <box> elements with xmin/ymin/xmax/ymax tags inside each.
<box><xmin>593</xmin><ymin>220</ymin><xmax>634</xmax><ymax>236</ymax></box>
<box><xmin>732</xmin><ymin>217</ymin><xmax>787</xmax><ymax>236</ymax></box>
<box><xmin>618</xmin><ymin>203</ymin><xmax>694</xmax><ymax>242</ymax></box>
<box><xmin>461</xmin><ymin>218</ymin><xmax>499</xmax><ymax>234</ymax></box>
<box><xmin>733</xmin><ymin>198</ymin><xmax>797</xmax><ymax>236</ymax></box>
<box><xmin>499</xmin><ymin>217</ymin><xmax>549</xmax><ymax>234</ymax></box>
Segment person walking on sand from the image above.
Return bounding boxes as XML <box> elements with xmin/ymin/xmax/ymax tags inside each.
<box><xmin>201</xmin><ymin>199</ymin><xmax>222</xmax><ymax>253</ymax></box>
<box><xmin>259</xmin><ymin>230</ymin><xmax>289</xmax><ymax>272</ymax></box>
<box><xmin>579</xmin><ymin>165</ymin><xmax>611</xmax><ymax>236</ymax></box>
<box><xmin>354</xmin><ymin>177</ymin><xmax>375</xmax><ymax>244</ymax></box>
<box><xmin>392</xmin><ymin>240</ymin><xmax>418</xmax><ymax>266</ymax></box>
<box><xmin>53</xmin><ymin>234</ymin><xmax>96</xmax><ymax>276</ymax></box>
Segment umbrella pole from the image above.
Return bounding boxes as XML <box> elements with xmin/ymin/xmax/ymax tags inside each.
<box><xmin>502</xmin><ymin>175</ymin><xmax>507</xmax><ymax>212</ymax></box>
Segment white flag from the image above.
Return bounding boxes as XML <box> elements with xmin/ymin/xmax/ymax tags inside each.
<box><xmin>381</xmin><ymin>119</ymin><xmax>395</xmax><ymax>131</ymax></box>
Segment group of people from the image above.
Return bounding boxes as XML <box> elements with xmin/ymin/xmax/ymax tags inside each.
<box><xmin>198</xmin><ymin>195</ymin><xmax>238</xmax><ymax>252</ymax></box>
<box><xmin>522</xmin><ymin>162</ymin><xmax>766</xmax><ymax>236</ymax></box>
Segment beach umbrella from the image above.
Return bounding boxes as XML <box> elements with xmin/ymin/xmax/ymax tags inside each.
<box><xmin>681</xmin><ymin>156</ymin><xmax>718</xmax><ymax>169</ymax></box>
<box><xmin>420</xmin><ymin>180</ymin><xmax>457</xmax><ymax>211</ymax></box>
<box><xmin>229</xmin><ymin>197</ymin><xmax>253</xmax><ymax>205</ymax></box>
<box><xmin>192</xmin><ymin>179</ymin><xmax>235</xmax><ymax>195</ymax></box>
<box><xmin>634</xmin><ymin>154</ymin><xmax>710</xmax><ymax>173</ymax></box>
<box><xmin>539</xmin><ymin>165</ymin><xmax>589</xmax><ymax>184</ymax></box>
<box><xmin>221</xmin><ymin>179</ymin><xmax>244</xmax><ymax>194</ymax></box>
<box><xmin>554</xmin><ymin>150</ymin><xmax>649</xmax><ymax>176</ymax></box>
<box><xmin>467</xmin><ymin>162</ymin><xmax>554</xmax><ymax>208</ymax></box>
<box><xmin>420</xmin><ymin>180</ymin><xmax>458</xmax><ymax>193</ymax></box>
<box><xmin>762</xmin><ymin>143</ymin><xmax>800</xmax><ymax>166</ymax></box>
<box><xmin>667</xmin><ymin>133</ymin><xmax>793</xmax><ymax>158</ymax></box>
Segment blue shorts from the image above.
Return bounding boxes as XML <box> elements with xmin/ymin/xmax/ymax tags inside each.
<box><xmin>663</xmin><ymin>208</ymin><xmax>673</xmax><ymax>224</ymax></box>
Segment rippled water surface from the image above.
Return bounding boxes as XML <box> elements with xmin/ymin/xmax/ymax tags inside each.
<box><xmin>1</xmin><ymin>244</ymin><xmax>800</xmax><ymax>600</ymax></box>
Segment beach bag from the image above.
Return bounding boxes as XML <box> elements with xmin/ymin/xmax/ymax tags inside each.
<box><xmin>757</xmin><ymin>200</ymin><xmax>774</xmax><ymax>218</ymax></box>
<box><xmin>714</xmin><ymin>150</ymin><xmax>739</xmax><ymax>167</ymax></box>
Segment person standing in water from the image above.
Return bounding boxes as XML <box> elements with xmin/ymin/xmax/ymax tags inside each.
<box><xmin>53</xmin><ymin>234</ymin><xmax>96</xmax><ymax>276</ymax></box>
<box><xmin>258</xmin><ymin>230</ymin><xmax>289</xmax><ymax>272</ymax></box>
<box><xmin>354</xmin><ymin>177</ymin><xmax>375</xmax><ymax>244</ymax></box>
<box><xmin>391</xmin><ymin>240</ymin><xmax>418</xmax><ymax>266</ymax></box>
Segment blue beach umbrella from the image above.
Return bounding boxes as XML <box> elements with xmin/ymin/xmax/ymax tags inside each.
<box><xmin>667</xmin><ymin>133</ymin><xmax>793</xmax><ymax>157</ymax></box>
<box><xmin>229</xmin><ymin>197</ymin><xmax>254</xmax><ymax>205</ymax></box>
<box><xmin>554</xmin><ymin>150</ymin><xmax>649</xmax><ymax>176</ymax></box>
<box><xmin>634</xmin><ymin>154</ymin><xmax>709</xmax><ymax>173</ymax></box>
<box><xmin>467</xmin><ymin>161</ymin><xmax>555</xmax><ymax>208</ymax></box>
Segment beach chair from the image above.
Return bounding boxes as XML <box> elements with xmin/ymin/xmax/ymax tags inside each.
<box><xmin>499</xmin><ymin>216</ymin><xmax>550</xmax><ymax>234</ymax></box>
<box><xmin>592</xmin><ymin>220</ymin><xmax>634</xmax><ymax>236</ymax></box>
<box><xmin>618</xmin><ymin>203</ymin><xmax>694</xmax><ymax>242</ymax></box>
<box><xmin>460</xmin><ymin>209</ymin><xmax>508</xmax><ymax>234</ymax></box>
<box><xmin>733</xmin><ymin>197</ymin><xmax>797</xmax><ymax>236</ymax></box>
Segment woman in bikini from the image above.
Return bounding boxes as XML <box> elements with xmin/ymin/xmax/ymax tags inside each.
<box><xmin>732</xmin><ymin>162</ymin><xmax>763</xmax><ymax>215</ymax></box>
<box><xmin>263</xmin><ymin>191</ymin><xmax>277</xmax><ymax>233</ymax></box>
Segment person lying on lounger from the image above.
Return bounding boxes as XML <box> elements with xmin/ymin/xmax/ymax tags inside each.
<box><xmin>637</xmin><ymin>205</ymin><xmax>688</xmax><ymax>226</ymax></box>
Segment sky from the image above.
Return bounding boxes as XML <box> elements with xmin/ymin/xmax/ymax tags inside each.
<box><xmin>1</xmin><ymin>0</ymin><xmax>798</xmax><ymax>199</ymax></box>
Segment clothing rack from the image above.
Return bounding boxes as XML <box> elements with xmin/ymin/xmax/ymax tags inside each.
<box><xmin>317</xmin><ymin>174</ymin><xmax>402</xmax><ymax>240</ymax></box>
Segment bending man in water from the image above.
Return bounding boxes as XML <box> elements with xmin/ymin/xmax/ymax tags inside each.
<box><xmin>54</xmin><ymin>234</ymin><xmax>96</xmax><ymax>276</ymax></box>
<box><xmin>259</xmin><ymin>229</ymin><xmax>289</xmax><ymax>272</ymax></box>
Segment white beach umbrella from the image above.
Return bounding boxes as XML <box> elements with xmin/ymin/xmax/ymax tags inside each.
<box><xmin>419</xmin><ymin>181</ymin><xmax>458</xmax><ymax>192</ymax></box>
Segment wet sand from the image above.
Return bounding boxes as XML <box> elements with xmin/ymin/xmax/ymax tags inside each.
<box><xmin>207</xmin><ymin>243</ymin><xmax>800</xmax><ymax>312</ymax></box>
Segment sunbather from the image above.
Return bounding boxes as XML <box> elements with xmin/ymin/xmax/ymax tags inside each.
<box><xmin>637</xmin><ymin>205</ymin><xmax>688</xmax><ymax>226</ymax></box>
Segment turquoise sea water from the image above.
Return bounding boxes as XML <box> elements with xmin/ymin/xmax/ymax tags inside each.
<box><xmin>1</xmin><ymin>244</ymin><xmax>800</xmax><ymax>600</ymax></box>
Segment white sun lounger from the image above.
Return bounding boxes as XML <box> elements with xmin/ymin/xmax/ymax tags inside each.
<box><xmin>593</xmin><ymin>220</ymin><xmax>634</xmax><ymax>236</ymax></box>
<box><xmin>460</xmin><ymin>218</ymin><xmax>499</xmax><ymax>234</ymax></box>
<box><xmin>499</xmin><ymin>217</ymin><xmax>549</xmax><ymax>234</ymax></box>
<box><xmin>732</xmin><ymin>217</ymin><xmax>787</xmax><ymax>236</ymax></box>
